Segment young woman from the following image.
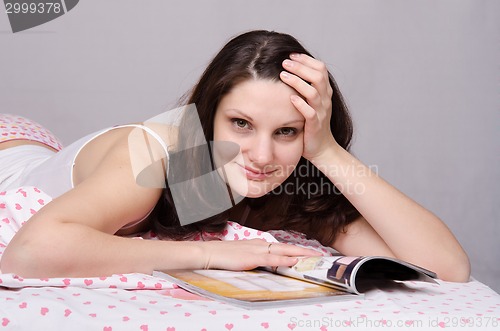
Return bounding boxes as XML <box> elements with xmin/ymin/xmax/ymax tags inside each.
<box><xmin>0</xmin><ymin>30</ymin><xmax>470</xmax><ymax>281</ymax></box>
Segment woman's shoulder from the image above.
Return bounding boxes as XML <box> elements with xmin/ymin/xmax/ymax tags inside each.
<box><xmin>62</xmin><ymin>126</ymin><xmax>165</xmax><ymax>233</ymax></box>
<box><xmin>73</xmin><ymin>123</ymin><xmax>175</xmax><ymax>187</ymax></box>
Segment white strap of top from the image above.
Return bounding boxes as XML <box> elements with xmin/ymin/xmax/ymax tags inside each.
<box><xmin>116</xmin><ymin>124</ymin><xmax>170</xmax><ymax>162</ymax></box>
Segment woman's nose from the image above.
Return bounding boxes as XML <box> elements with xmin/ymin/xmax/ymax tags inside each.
<box><xmin>246</xmin><ymin>135</ymin><xmax>273</xmax><ymax>166</ymax></box>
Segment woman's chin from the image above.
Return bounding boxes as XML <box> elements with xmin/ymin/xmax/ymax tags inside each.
<box><xmin>228</xmin><ymin>179</ymin><xmax>278</xmax><ymax>199</ymax></box>
<box><xmin>220</xmin><ymin>165</ymin><xmax>285</xmax><ymax>199</ymax></box>
<box><xmin>242</xmin><ymin>190</ymin><xmax>268</xmax><ymax>199</ymax></box>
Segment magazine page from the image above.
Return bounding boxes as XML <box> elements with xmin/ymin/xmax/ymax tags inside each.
<box><xmin>348</xmin><ymin>256</ymin><xmax>438</xmax><ymax>293</ymax></box>
<box><xmin>153</xmin><ymin>269</ymin><xmax>359</xmax><ymax>309</ymax></box>
<box><xmin>273</xmin><ymin>255</ymin><xmax>438</xmax><ymax>295</ymax></box>
<box><xmin>273</xmin><ymin>255</ymin><xmax>357</xmax><ymax>292</ymax></box>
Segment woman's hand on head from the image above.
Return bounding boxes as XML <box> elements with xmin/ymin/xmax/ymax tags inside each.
<box><xmin>198</xmin><ymin>238</ymin><xmax>322</xmax><ymax>271</ymax></box>
<box><xmin>280</xmin><ymin>53</ymin><xmax>339</xmax><ymax>161</ymax></box>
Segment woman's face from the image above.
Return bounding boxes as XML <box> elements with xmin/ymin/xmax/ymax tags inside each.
<box><xmin>213</xmin><ymin>79</ymin><xmax>305</xmax><ymax>198</ymax></box>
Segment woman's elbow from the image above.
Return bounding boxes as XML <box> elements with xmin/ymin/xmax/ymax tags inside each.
<box><xmin>437</xmin><ymin>251</ymin><xmax>471</xmax><ymax>283</ymax></box>
<box><xmin>1</xmin><ymin>241</ymin><xmax>34</xmax><ymax>276</ymax></box>
<box><xmin>1</xmin><ymin>237</ymin><xmax>68</xmax><ymax>278</ymax></box>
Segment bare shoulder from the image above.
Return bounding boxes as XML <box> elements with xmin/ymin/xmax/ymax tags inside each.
<box><xmin>41</xmin><ymin>126</ymin><xmax>168</xmax><ymax>234</ymax></box>
<box><xmin>74</xmin><ymin>123</ymin><xmax>175</xmax><ymax>185</ymax></box>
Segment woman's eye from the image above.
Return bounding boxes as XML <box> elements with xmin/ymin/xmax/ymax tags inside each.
<box><xmin>232</xmin><ymin>118</ymin><xmax>249</xmax><ymax>129</ymax></box>
<box><xmin>277</xmin><ymin>127</ymin><xmax>297</xmax><ymax>136</ymax></box>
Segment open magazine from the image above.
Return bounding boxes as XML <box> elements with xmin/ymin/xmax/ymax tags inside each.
<box><xmin>153</xmin><ymin>254</ymin><xmax>438</xmax><ymax>309</ymax></box>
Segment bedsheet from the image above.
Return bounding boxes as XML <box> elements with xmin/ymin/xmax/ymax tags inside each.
<box><xmin>1</xmin><ymin>276</ymin><xmax>499</xmax><ymax>331</ymax></box>
<box><xmin>1</xmin><ymin>187</ymin><xmax>499</xmax><ymax>330</ymax></box>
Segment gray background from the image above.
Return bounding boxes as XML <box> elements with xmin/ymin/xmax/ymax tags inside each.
<box><xmin>0</xmin><ymin>0</ymin><xmax>498</xmax><ymax>291</ymax></box>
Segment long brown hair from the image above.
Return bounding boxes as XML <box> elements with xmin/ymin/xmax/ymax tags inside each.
<box><xmin>151</xmin><ymin>30</ymin><xmax>360</xmax><ymax>246</ymax></box>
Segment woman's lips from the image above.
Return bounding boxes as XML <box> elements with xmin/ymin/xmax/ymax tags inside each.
<box><xmin>237</xmin><ymin>164</ymin><xmax>276</xmax><ymax>180</ymax></box>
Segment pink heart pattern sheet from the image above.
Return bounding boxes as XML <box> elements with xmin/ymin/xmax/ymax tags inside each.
<box><xmin>1</xmin><ymin>186</ymin><xmax>499</xmax><ymax>330</ymax></box>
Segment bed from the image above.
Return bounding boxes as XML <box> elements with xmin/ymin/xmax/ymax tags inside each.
<box><xmin>1</xmin><ymin>186</ymin><xmax>499</xmax><ymax>330</ymax></box>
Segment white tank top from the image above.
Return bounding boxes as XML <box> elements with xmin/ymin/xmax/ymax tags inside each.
<box><xmin>2</xmin><ymin>124</ymin><xmax>170</xmax><ymax>199</ymax></box>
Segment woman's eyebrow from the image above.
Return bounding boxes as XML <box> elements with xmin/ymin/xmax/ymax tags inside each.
<box><xmin>225</xmin><ymin>108</ymin><xmax>253</xmax><ymax>121</ymax></box>
<box><xmin>281</xmin><ymin>119</ymin><xmax>305</xmax><ymax>126</ymax></box>
<box><xmin>225</xmin><ymin>108</ymin><xmax>304</xmax><ymax>126</ymax></box>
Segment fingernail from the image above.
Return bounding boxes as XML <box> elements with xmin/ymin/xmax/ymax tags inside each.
<box><xmin>283</xmin><ymin>59</ymin><xmax>294</xmax><ymax>68</ymax></box>
<box><xmin>280</xmin><ymin>71</ymin><xmax>290</xmax><ymax>79</ymax></box>
<box><xmin>290</xmin><ymin>53</ymin><xmax>300</xmax><ymax>59</ymax></box>
<box><xmin>290</xmin><ymin>95</ymin><xmax>300</xmax><ymax>102</ymax></box>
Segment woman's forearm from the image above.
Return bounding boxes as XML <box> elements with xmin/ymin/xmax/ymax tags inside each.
<box><xmin>310</xmin><ymin>144</ymin><xmax>470</xmax><ymax>282</ymax></box>
<box><xmin>1</xmin><ymin>219</ymin><xmax>320</xmax><ymax>278</ymax></box>
<box><xmin>1</xmin><ymin>221</ymin><xmax>205</xmax><ymax>278</ymax></box>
